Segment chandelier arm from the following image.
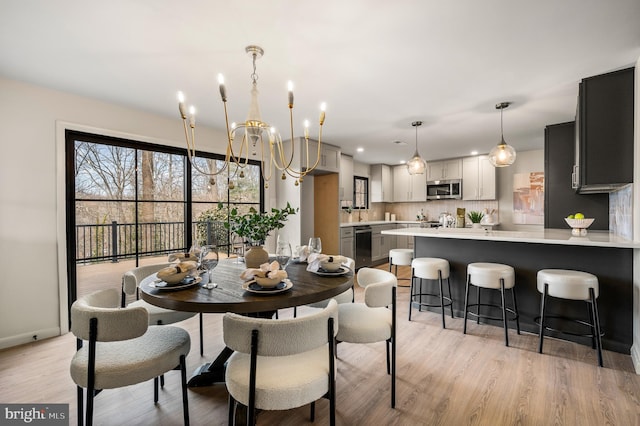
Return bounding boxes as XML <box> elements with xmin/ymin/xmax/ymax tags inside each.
<box><xmin>181</xmin><ymin>118</ymin><xmax>231</xmax><ymax>177</ymax></box>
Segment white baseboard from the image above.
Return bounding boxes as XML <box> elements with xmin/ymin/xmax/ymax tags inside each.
<box><xmin>631</xmin><ymin>344</ymin><xmax>640</xmax><ymax>374</ymax></box>
<box><xmin>0</xmin><ymin>327</ymin><xmax>60</xmax><ymax>350</ymax></box>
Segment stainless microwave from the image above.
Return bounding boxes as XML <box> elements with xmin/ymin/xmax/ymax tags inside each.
<box><xmin>427</xmin><ymin>179</ymin><xmax>462</xmax><ymax>200</ymax></box>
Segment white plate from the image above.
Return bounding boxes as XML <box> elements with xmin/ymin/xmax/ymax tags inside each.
<box><xmin>150</xmin><ymin>276</ymin><xmax>202</xmax><ymax>291</ymax></box>
<box><xmin>312</xmin><ymin>266</ymin><xmax>349</xmax><ymax>276</ymax></box>
<box><xmin>242</xmin><ymin>279</ymin><xmax>293</xmax><ymax>295</ymax></box>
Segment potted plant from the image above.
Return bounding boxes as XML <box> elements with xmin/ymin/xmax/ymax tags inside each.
<box><xmin>467</xmin><ymin>211</ymin><xmax>485</xmax><ymax>228</ymax></box>
<box><xmin>219</xmin><ymin>202</ymin><xmax>298</xmax><ymax>267</ymax></box>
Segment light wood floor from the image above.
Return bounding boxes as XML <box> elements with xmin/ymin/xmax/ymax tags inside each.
<box><xmin>2</xmin><ymin>264</ymin><xmax>640</xmax><ymax>425</ymax></box>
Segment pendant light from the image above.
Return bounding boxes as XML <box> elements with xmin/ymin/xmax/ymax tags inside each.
<box><xmin>489</xmin><ymin>102</ymin><xmax>516</xmax><ymax>167</ymax></box>
<box><xmin>406</xmin><ymin>121</ymin><xmax>427</xmax><ymax>175</ymax></box>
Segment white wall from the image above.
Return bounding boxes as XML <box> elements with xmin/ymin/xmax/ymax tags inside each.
<box><xmin>0</xmin><ymin>76</ymin><xmax>256</xmax><ymax>348</ymax></box>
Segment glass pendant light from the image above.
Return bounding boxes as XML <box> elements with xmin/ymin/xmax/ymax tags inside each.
<box><xmin>406</xmin><ymin>121</ymin><xmax>427</xmax><ymax>175</ymax></box>
<box><xmin>489</xmin><ymin>102</ymin><xmax>516</xmax><ymax>167</ymax></box>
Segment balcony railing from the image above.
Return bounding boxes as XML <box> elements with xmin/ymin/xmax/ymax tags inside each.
<box><xmin>75</xmin><ymin>220</ymin><xmax>230</xmax><ymax>263</ymax></box>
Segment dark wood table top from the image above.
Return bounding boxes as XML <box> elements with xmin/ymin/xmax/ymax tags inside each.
<box><xmin>140</xmin><ymin>259</ymin><xmax>354</xmax><ymax>314</ymax></box>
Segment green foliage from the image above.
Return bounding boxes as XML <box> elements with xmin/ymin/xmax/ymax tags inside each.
<box><xmin>467</xmin><ymin>210</ymin><xmax>485</xmax><ymax>223</ymax></box>
<box><xmin>195</xmin><ymin>207</ymin><xmax>229</xmax><ymax>246</ymax></box>
<box><xmin>219</xmin><ymin>202</ymin><xmax>298</xmax><ymax>245</ymax></box>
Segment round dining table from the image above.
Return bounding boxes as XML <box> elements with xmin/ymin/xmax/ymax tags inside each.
<box><xmin>140</xmin><ymin>258</ymin><xmax>354</xmax><ymax>386</ymax></box>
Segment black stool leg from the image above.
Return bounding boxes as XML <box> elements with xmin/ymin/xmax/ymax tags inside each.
<box><xmin>476</xmin><ymin>286</ymin><xmax>481</xmax><ymax>324</ymax></box>
<box><xmin>511</xmin><ymin>286</ymin><xmax>520</xmax><ymax>334</ymax></box>
<box><xmin>408</xmin><ymin>268</ymin><xmax>415</xmax><ymax>321</ymax></box>
<box><xmin>500</xmin><ymin>278</ymin><xmax>509</xmax><ymax>347</ymax></box>
<box><xmin>587</xmin><ymin>300</ymin><xmax>596</xmax><ymax>349</ymax></box>
<box><xmin>538</xmin><ymin>283</ymin><xmax>548</xmax><ymax>354</ymax></box>
<box><xmin>463</xmin><ymin>274</ymin><xmax>470</xmax><ymax>334</ymax></box>
<box><xmin>438</xmin><ymin>270</ymin><xmax>446</xmax><ymax>329</ymax></box>
<box><xmin>447</xmin><ymin>277</ymin><xmax>454</xmax><ymax>319</ymax></box>
<box><xmin>590</xmin><ymin>288</ymin><xmax>604</xmax><ymax>367</ymax></box>
<box><xmin>418</xmin><ymin>277</ymin><xmax>424</xmax><ymax>312</ymax></box>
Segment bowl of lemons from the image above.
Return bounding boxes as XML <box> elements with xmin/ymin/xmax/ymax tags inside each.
<box><xmin>564</xmin><ymin>213</ymin><xmax>594</xmax><ymax>236</ymax></box>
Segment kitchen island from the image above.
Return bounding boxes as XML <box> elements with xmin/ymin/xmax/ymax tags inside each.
<box><xmin>382</xmin><ymin>227</ymin><xmax>639</xmax><ymax>353</ymax></box>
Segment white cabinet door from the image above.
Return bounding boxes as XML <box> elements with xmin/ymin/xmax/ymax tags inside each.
<box><xmin>371</xmin><ymin>164</ymin><xmax>393</xmax><ymax>202</ymax></box>
<box><xmin>306</xmin><ymin>139</ymin><xmax>340</xmax><ymax>173</ymax></box>
<box><xmin>340</xmin><ymin>154</ymin><xmax>354</xmax><ymax>204</ymax></box>
<box><xmin>427</xmin><ymin>159</ymin><xmax>462</xmax><ymax>181</ymax></box>
<box><xmin>394</xmin><ymin>165</ymin><xmax>426</xmax><ymax>202</ymax></box>
<box><xmin>462</xmin><ymin>156</ymin><xmax>496</xmax><ymax>200</ymax></box>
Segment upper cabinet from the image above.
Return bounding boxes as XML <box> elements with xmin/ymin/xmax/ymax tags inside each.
<box><xmin>340</xmin><ymin>154</ymin><xmax>354</xmax><ymax>204</ymax></box>
<box><xmin>462</xmin><ymin>156</ymin><xmax>496</xmax><ymax>200</ymax></box>
<box><xmin>393</xmin><ymin>165</ymin><xmax>426</xmax><ymax>202</ymax></box>
<box><xmin>427</xmin><ymin>159</ymin><xmax>462</xmax><ymax>181</ymax></box>
<box><xmin>305</xmin><ymin>139</ymin><xmax>340</xmax><ymax>173</ymax></box>
<box><xmin>573</xmin><ymin>67</ymin><xmax>634</xmax><ymax>193</ymax></box>
<box><xmin>371</xmin><ymin>164</ymin><xmax>393</xmax><ymax>202</ymax></box>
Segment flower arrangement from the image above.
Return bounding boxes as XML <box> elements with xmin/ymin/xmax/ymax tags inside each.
<box><xmin>220</xmin><ymin>202</ymin><xmax>298</xmax><ymax>245</ymax></box>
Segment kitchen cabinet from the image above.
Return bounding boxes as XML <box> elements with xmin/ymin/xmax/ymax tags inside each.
<box><xmin>462</xmin><ymin>155</ymin><xmax>496</xmax><ymax>200</ymax></box>
<box><xmin>544</xmin><ymin>122</ymin><xmax>608</xmax><ymax>229</ymax></box>
<box><xmin>393</xmin><ymin>165</ymin><xmax>426</xmax><ymax>202</ymax></box>
<box><xmin>427</xmin><ymin>159</ymin><xmax>462</xmax><ymax>181</ymax></box>
<box><xmin>371</xmin><ymin>224</ymin><xmax>396</xmax><ymax>262</ymax></box>
<box><xmin>573</xmin><ymin>67</ymin><xmax>634</xmax><ymax>193</ymax></box>
<box><xmin>370</xmin><ymin>164</ymin><xmax>393</xmax><ymax>202</ymax></box>
<box><xmin>303</xmin><ymin>139</ymin><xmax>340</xmax><ymax>173</ymax></box>
<box><xmin>340</xmin><ymin>227</ymin><xmax>354</xmax><ymax>259</ymax></box>
<box><xmin>340</xmin><ymin>154</ymin><xmax>354</xmax><ymax>204</ymax></box>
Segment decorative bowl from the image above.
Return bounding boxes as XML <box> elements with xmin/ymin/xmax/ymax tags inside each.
<box><xmin>158</xmin><ymin>269</ymin><xmax>194</xmax><ymax>285</ymax></box>
<box><xmin>320</xmin><ymin>255</ymin><xmax>344</xmax><ymax>272</ymax></box>
<box><xmin>255</xmin><ymin>276</ymin><xmax>282</xmax><ymax>288</ymax></box>
<box><xmin>564</xmin><ymin>218</ymin><xmax>595</xmax><ymax>236</ymax></box>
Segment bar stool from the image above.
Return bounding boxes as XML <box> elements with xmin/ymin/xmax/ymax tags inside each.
<box><xmin>388</xmin><ymin>248</ymin><xmax>413</xmax><ymax>287</ymax></box>
<box><xmin>463</xmin><ymin>262</ymin><xmax>520</xmax><ymax>346</ymax></box>
<box><xmin>409</xmin><ymin>257</ymin><xmax>454</xmax><ymax>328</ymax></box>
<box><xmin>537</xmin><ymin>269</ymin><xmax>603</xmax><ymax>367</ymax></box>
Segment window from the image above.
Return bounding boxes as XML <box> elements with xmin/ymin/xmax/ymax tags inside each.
<box><xmin>354</xmin><ymin>176</ymin><xmax>368</xmax><ymax>209</ymax></box>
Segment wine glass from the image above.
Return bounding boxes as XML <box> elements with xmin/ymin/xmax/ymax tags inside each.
<box><xmin>276</xmin><ymin>237</ymin><xmax>292</xmax><ymax>270</ymax></box>
<box><xmin>199</xmin><ymin>245</ymin><xmax>219</xmax><ymax>289</ymax></box>
<box><xmin>308</xmin><ymin>237</ymin><xmax>322</xmax><ymax>254</ymax></box>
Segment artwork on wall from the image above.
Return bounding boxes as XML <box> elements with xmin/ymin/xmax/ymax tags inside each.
<box><xmin>513</xmin><ymin>172</ymin><xmax>544</xmax><ymax>225</ymax></box>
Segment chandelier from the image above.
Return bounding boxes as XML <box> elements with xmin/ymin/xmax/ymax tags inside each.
<box><xmin>406</xmin><ymin>121</ymin><xmax>427</xmax><ymax>175</ymax></box>
<box><xmin>177</xmin><ymin>45</ymin><xmax>326</xmax><ymax>189</ymax></box>
<box><xmin>488</xmin><ymin>102</ymin><xmax>516</xmax><ymax>167</ymax></box>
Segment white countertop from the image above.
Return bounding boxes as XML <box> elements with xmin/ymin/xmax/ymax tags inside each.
<box><xmin>381</xmin><ymin>226</ymin><xmax>640</xmax><ymax>248</ymax></box>
<box><xmin>340</xmin><ymin>220</ymin><xmax>421</xmax><ymax>227</ymax></box>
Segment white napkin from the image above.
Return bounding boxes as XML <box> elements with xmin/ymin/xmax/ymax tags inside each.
<box><xmin>306</xmin><ymin>253</ymin><xmax>329</xmax><ymax>272</ymax></box>
<box><xmin>295</xmin><ymin>245</ymin><xmax>310</xmax><ymax>262</ymax></box>
<box><xmin>168</xmin><ymin>252</ymin><xmax>199</xmax><ymax>263</ymax></box>
<box><xmin>240</xmin><ymin>261</ymin><xmax>288</xmax><ymax>281</ymax></box>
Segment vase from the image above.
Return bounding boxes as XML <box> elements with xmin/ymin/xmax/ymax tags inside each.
<box><xmin>245</xmin><ymin>245</ymin><xmax>269</xmax><ymax>268</ymax></box>
<box><xmin>472</xmin><ymin>223</ymin><xmax>482</xmax><ymax>229</ymax></box>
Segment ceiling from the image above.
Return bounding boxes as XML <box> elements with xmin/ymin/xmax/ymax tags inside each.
<box><xmin>1</xmin><ymin>1</ymin><xmax>639</xmax><ymax>165</ymax></box>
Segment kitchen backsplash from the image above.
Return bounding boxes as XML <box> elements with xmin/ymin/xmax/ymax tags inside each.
<box><xmin>609</xmin><ymin>184</ymin><xmax>632</xmax><ymax>240</ymax></box>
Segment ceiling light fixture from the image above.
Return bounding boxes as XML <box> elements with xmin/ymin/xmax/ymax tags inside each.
<box><xmin>489</xmin><ymin>102</ymin><xmax>516</xmax><ymax>167</ymax></box>
<box><xmin>177</xmin><ymin>45</ymin><xmax>326</xmax><ymax>189</ymax></box>
<box><xmin>406</xmin><ymin>121</ymin><xmax>427</xmax><ymax>175</ymax></box>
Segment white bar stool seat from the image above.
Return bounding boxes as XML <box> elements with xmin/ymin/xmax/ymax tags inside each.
<box><xmin>536</xmin><ymin>269</ymin><xmax>603</xmax><ymax>367</ymax></box>
<box><xmin>463</xmin><ymin>262</ymin><xmax>520</xmax><ymax>346</ymax></box>
<box><xmin>409</xmin><ymin>258</ymin><xmax>453</xmax><ymax>328</ymax></box>
<box><xmin>388</xmin><ymin>248</ymin><xmax>413</xmax><ymax>286</ymax></box>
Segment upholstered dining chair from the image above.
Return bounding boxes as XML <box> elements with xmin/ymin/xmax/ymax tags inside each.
<box><xmin>223</xmin><ymin>299</ymin><xmax>339</xmax><ymax>426</ymax></box>
<box><xmin>335</xmin><ymin>267</ymin><xmax>397</xmax><ymax>408</ymax></box>
<box><xmin>122</xmin><ymin>263</ymin><xmax>205</xmax><ymax>355</ymax></box>
<box><xmin>70</xmin><ymin>288</ymin><xmax>191</xmax><ymax>426</ymax></box>
<box><xmin>294</xmin><ymin>256</ymin><xmax>356</xmax><ymax>317</ymax></box>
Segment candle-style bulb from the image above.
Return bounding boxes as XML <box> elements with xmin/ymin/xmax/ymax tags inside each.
<box><xmin>319</xmin><ymin>102</ymin><xmax>326</xmax><ymax>125</ymax></box>
<box><xmin>287</xmin><ymin>81</ymin><xmax>294</xmax><ymax>108</ymax></box>
<box><xmin>304</xmin><ymin>120</ymin><xmax>310</xmax><ymax>139</ymax></box>
<box><xmin>189</xmin><ymin>106</ymin><xmax>196</xmax><ymax>127</ymax></box>
<box><xmin>177</xmin><ymin>91</ymin><xmax>186</xmax><ymax>118</ymax></box>
<box><xmin>218</xmin><ymin>73</ymin><xmax>227</xmax><ymax>102</ymax></box>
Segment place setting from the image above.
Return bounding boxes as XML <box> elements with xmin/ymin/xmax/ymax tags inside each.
<box><xmin>306</xmin><ymin>253</ymin><xmax>351</xmax><ymax>277</ymax></box>
<box><xmin>240</xmin><ymin>260</ymin><xmax>293</xmax><ymax>295</ymax></box>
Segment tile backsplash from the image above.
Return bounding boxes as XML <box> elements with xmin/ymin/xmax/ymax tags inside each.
<box><xmin>609</xmin><ymin>184</ymin><xmax>633</xmax><ymax>239</ymax></box>
<box><xmin>367</xmin><ymin>200</ymin><xmax>500</xmax><ymax>225</ymax></box>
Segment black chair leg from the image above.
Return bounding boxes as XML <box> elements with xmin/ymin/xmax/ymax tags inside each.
<box><xmin>86</xmin><ymin>387</ymin><xmax>94</xmax><ymax>426</ymax></box>
<box><xmin>538</xmin><ymin>284</ymin><xmax>548</xmax><ymax>354</ymax></box>
<box><xmin>154</xmin><ymin>377</ymin><xmax>159</xmax><ymax>403</ymax></box>
<box><xmin>590</xmin><ymin>288</ymin><xmax>604</xmax><ymax>367</ymax></box>
<box><xmin>385</xmin><ymin>339</ymin><xmax>390</xmax><ymax>375</ymax></box>
<box><xmin>160</xmin><ymin>374</ymin><xmax>165</xmax><ymax>388</ymax></box>
<box><xmin>77</xmin><ymin>386</ymin><xmax>84</xmax><ymax>426</ymax></box>
<box><xmin>199</xmin><ymin>313</ymin><xmax>204</xmax><ymax>356</ymax></box>
<box><xmin>310</xmin><ymin>401</ymin><xmax>315</xmax><ymax>421</ymax></box>
<box><xmin>180</xmin><ymin>355</ymin><xmax>190</xmax><ymax>425</ymax></box>
<box><xmin>228</xmin><ymin>395</ymin><xmax>236</xmax><ymax>426</ymax></box>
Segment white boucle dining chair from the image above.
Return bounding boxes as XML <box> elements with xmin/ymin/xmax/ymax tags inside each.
<box><xmin>335</xmin><ymin>267</ymin><xmax>397</xmax><ymax>408</ymax></box>
<box><xmin>223</xmin><ymin>299</ymin><xmax>338</xmax><ymax>426</ymax></box>
<box><xmin>122</xmin><ymin>263</ymin><xmax>205</xmax><ymax>355</ymax></box>
<box><xmin>70</xmin><ymin>288</ymin><xmax>191</xmax><ymax>426</ymax></box>
<box><xmin>294</xmin><ymin>257</ymin><xmax>355</xmax><ymax>318</ymax></box>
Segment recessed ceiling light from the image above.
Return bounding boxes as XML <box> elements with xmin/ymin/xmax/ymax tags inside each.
<box><xmin>399</xmin><ymin>160</ymin><xmax>406</xmax><ymax>164</ymax></box>
<box><xmin>356</xmin><ymin>147</ymin><xmax>364</xmax><ymax>153</ymax></box>
<box><xmin>471</xmin><ymin>150</ymin><xmax>478</xmax><ymax>155</ymax></box>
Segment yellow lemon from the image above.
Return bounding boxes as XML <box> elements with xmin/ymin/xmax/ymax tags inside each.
<box><xmin>574</xmin><ymin>213</ymin><xmax>585</xmax><ymax>219</ymax></box>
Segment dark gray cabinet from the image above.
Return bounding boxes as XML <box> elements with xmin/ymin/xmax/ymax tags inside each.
<box><xmin>544</xmin><ymin>122</ymin><xmax>608</xmax><ymax>229</ymax></box>
<box><xmin>574</xmin><ymin>67</ymin><xmax>634</xmax><ymax>193</ymax></box>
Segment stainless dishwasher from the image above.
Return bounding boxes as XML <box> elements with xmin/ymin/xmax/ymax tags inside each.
<box><xmin>354</xmin><ymin>225</ymin><xmax>372</xmax><ymax>270</ymax></box>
